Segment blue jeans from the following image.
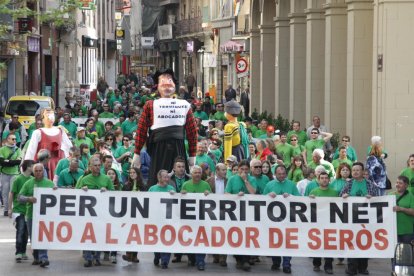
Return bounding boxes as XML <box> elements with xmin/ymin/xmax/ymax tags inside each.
<box><xmin>15</xmin><ymin>214</ymin><xmax>28</xmax><ymax>255</ymax></box>
<box><xmin>27</xmin><ymin>219</ymin><xmax>48</xmax><ymax>261</ymax></box>
<box><xmin>272</xmin><ymin>256</ymin><xmax>292</xmax><ymax>268</ymax></box>
<box><xmin>83</xmin><ymin>251</ymin><xmax>101</xmax><ymax>261</ymax></box>
<box><xmin>154</xmin><ymin>252</ymin><xmax>171</xmax><ymax>265</ymax></box>
<box><xmin>188</xmin><ymin>254</ymin><xmax>206</xmax><ymax>266</ymax></box>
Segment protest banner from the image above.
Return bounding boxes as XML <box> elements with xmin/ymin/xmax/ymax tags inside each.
<box><xmin>32</xmin><ymin>188</ymin><xmax>397</xmax><ymax>258</ymax></box>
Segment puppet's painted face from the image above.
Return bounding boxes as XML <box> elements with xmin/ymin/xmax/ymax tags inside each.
<box><xmin>158</xmin><ymin>74</ymin><xmax>175</xmax><ymax>98</ymax></box>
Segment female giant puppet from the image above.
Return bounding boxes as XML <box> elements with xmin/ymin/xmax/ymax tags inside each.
<box><xmin>24</xmin><ymin>107</ymin><xmax>72</xmax><ymax>180</ymax></box>
<box><xmin>132</xmin><ymin>69</ymin><xmax>197</xmax><ymax>186</ymax></box>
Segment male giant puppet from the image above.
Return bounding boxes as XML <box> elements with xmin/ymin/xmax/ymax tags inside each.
<box><xmin>132</xmin><ymin>69</ymin><xmax>197</xmax><ymax>186</ymax></box>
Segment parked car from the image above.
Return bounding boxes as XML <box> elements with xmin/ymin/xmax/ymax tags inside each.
<box><xmin>4</xmin><ymin>95</ymin><xmax>55</xmax><ymax>129</ymax></box>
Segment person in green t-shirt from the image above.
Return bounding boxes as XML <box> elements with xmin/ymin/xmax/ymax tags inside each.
<box><xmin>391</xmin><ymin>175</ymin><xmax>414</xmax><ymax>243</ymax></box>
<box><xmin>8</xmin><ymin>160</ymin><xmax>34</xmax><ymax>262</ymax></box>
<box><xmin>0</xmin><ymin>133</ymin><xmax>23</xmax><ymax>216</ymax></box>
<box><xmin>181</xmin><ymin>165</ymin><xmax>210</xmax><ymax>271</ymax></box>
<box><xmin>149</xmin><ymin>169</ymin><xmax>175</xmax><ymax>268</ymax></box>
<box><xmin>287</xmin><ymin>156</ymin><xmax>305</xmax><ymax>183</ymax></box>
<box><xmin>307</xmin><ymin>149</ymin><xmax>335</xmax><ymax>180</ymax></box>
<box><xmin>76</xmin><ymin>156</ymin><xmax>114</xmax><ymax>267</ymax></box>
<box><xmin>263</xmin><ymin>165</ymin><xmax>297</xmax><ymax>273</ymax></box>
<box><xmin>400</xmin><ymin>154</ymin><xmax>414</xmax><ymax>193</ymax></box>
<box><xmin>303</xmin><ymin>128</ymin><xmax>332</xmax><ymax>165</ymax></box>
<box><xmin>18</xmin><ymin>163</ymin><xmax>54</xmax><ymax>267</ymax></box>
<box><xmin>249</xmin><ymin>159</ymin><xmax>269</xmax><ymax>194</ymax></box>
<box><xmin>289</xmin><ymin>134</ymin><xmax>305</xmax><ymax>158</ymax></box>
<box><xmin>287</xmin><ymin>121</ymin><xmax>308</xmax><ymax>146</ymax></box>
<box><xmin>331</xmin><ymin>146</ymin><xmax>353</xmax><ymax>171</ymax></box>
<box><xmin>57</xmin><ymin>159</ymin><xmax>84</xmax><ymax>188</ymax></box>
<box><xmin>98</xmin><ymin>103</ymin><xmax>115</xmax><ymax>118</ymax></box>
<box><xmin>276</xmin><ymin>132</ymin><xmax>294</xmax><ymax>168</ymax></box>
<box><xmin>59</xmin><ymin>113</ymin><xmax>78</xmax><ymax>138</ymax></box>
<box><xmin>224</xmin><ymin>160</ymin><xmax>255</xmax><ymax>271</ymax></box>
<box><xmin>195</xmin><ymin>142</ymin><xmax>216</xmax><ymax>173</ymax></box>
<box><xmin>339</xmin><ymin>162</ymin><xmax>378</xmax><ymax>275</ymax></box>
<box><xmin>121</xmin><ymin>112</ymin><xmax>138</xmax><ymax>135</ymax></box>
<box><xmin>253</xmin><ymin>119</ymin><xmax>268</xmax><ymax>138</ymax></box>
<box><xmin>329</xmin><ymin>163</ymin><xmax>352</xmax><ymax>193</ymax></box>
<box><xmin>308</xmin><ymin>171</ymin><xmax>337</xmax><ymax>274</ymax></box>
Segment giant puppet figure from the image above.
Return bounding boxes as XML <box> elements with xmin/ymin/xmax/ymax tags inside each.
<box><xmin>132</xmin><ymin>69</ymin><xmax>197</xmax><ymax>186</ymax></box>
<box><xmin>24</xmin><ymin>107</ymin><xmax>72</xmax><ymax>180</ymax></box>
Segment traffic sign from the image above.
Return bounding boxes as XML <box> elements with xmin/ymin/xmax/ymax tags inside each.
<box><xmin>236</xmin><ymin>58</ymin><xmax>248</xmax><ymax>73</ymax></box>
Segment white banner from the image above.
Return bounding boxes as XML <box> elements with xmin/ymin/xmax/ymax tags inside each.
<box><xmin>32</xmin><ymin>189</ymin><xmax>397</xmax><ymax>258</ymax></box>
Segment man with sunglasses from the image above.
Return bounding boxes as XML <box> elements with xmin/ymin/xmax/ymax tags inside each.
<box><xmin>303</xmin><ymin>128</ymin><xmax>332</xmax><ymax>165</ymax></box>
<box><xmin>3</xmin><ymin>114</ymin><xmax>28</xmax><ymax>147</ymax></box>
<box><xmin>249</xmin><ymin>159</ymin><xmax>269</xmax><ymax>195</ymax></box>
<box><xmin>98</xmin><ymin>103</ymin><xmax>115</xmax><ymax>118</ymax></box>
<box><xmin>0</xmin><ymin>133</ymin><xmax>22</xmax><ymax>216</ymax></box>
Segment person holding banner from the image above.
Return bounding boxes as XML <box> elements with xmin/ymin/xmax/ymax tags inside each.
<box><xmin>309</xmin><ymin>171</ymin><xmax>338</xmax><ymax>274</ymax></box>
<box><xmin>264</xmin><ymin>165</ymin><xmax>300</xmax><ymax>274</ymax></box>
<box><xmin>149</xmin><ymin>169</ymin><xmax>176</xmax><ymax>269</ymax></box>
<box><xmin>181</xmin><ymin>165</ymin><xmax>211</xmax><ymax>271</ymax></box>
<box><xmin>132</xmin><ymin>69</ymin><xmax>198</xmax><ymax>186</ymax></box>
<box><xmin>18</xmin><ymin>163</ymin><xmax>54</xmax><ymax>267</ymax></box>
<box><xmin>76</xmin><ymin>156</ymin><xmax>114</xmax><ymax>267</ymax></box>
<box><xmin>340</xmin><ymin>162</ymin><xmax>378</xmax><ymax>275</ymax></box>
<box><xmin>225</xmin><ymin>160</ymin><xmax>256</xmax><ymax>271</ymax></box>
<box><xmin>391</xmin><ymin>175</ymin><xmax>414</xmax><ymax>243</ymax></box>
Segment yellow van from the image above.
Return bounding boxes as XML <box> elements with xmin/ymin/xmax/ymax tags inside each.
<box><xmin>4</xmin><ymin>96</ymin><xmax>55</xmax><ymax>129</ymax></box>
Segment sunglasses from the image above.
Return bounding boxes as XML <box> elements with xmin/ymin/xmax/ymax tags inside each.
<box><xmin>106</xmin><ymin>138</ymin><xmax>113</xmax><ymax>141</ymax></box>
<box><xmin>311</xmin><ymin>132</ymin><xmax>318</xmax><ymax>134</ymax></box>
<box><xmin>342</xmin><ymin>140</ymin><xmax>349</xmax><ymax>142</ymax></box>
<box><xmin>253</xmin><ymin>166</ymin><xmax>262</xmax><ymax>168</ymax></box>
<box><xmin>212</xmin><ymin>133</ymin><xmax>218</xmax><ymax>135</ymax></box>
<box><xmin>123</xmin><ymin>139</ymin><xmax>129</xmax><ymax>142</ymax></box>
<box><xmin>10</xmin><ymin>138</ymin><xmax>16</xmax><ymax>140</ymax></box>
<box><xmin>13</xmin><ymin>117</ymin><xmax>18</xmax><ymax>119</ymax></box>
<box><xmin>291</xmin><ymin>139</ymin><xmax>297</xmax><ymax>141</ymax></box>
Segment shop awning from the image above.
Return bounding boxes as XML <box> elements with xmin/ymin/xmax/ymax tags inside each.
<box><xmin>220</xmin><ymin>40</ymin><xmax>244</xmax><ymax>53</ymax></box>
<box><xmin>237</xmin><ymin>0</ymin><xmax>251</xmax><ymax>32</ymax></box>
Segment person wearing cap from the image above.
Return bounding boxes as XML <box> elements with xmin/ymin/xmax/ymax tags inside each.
<box><xmin>132</xmin><ymin>69</ymin><xmax>198</xmax><ymax>186</ymax></box>
<box><xmin>226</xmin><ymin>155</ymin><xmax>238</xmax><ymax>179</ymax></box>
<box><xmin>193</xmin><ymin>101</ymin><xmax>209</xmax><ymax>120</ymax></box>
<box><xmin>73</xmin><ymin>127</ymin><xmax>95</xmax><ymax>151</ymax></box>
<box><xmin>223</xmin><ymin>100</ymin><xmax>249</xmax><ymax>162</ymax></box>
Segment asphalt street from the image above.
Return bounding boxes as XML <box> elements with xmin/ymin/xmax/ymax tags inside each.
<box><xmin>0</xmin><ymin>211</ymin><xmax>392</xmax><ymax>276</ymax></box>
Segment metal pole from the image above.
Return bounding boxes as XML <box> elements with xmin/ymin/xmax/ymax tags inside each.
<box><xmin>201</xmin><ymin>51</ymin><xmax>204</xmax><ymax>95</ymax></box>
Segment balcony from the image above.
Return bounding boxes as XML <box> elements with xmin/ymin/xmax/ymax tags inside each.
<box><xmin>175</xmin><ymin>17</ymin><xmax>202</xmax><ymax>37</ymax></box>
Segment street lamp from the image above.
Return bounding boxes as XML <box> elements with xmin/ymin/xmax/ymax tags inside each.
<box><xmin>197</xmin><ymin>47</ymin><xmax>205</xmax><ymax>95</ymax></box>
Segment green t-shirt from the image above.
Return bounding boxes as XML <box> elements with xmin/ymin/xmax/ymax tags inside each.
<box><xmin>209</xmin><ymin>148</ymin><xmax>222</xmax><ymax>163</ymax></box>
<box><xmin>304</xmin><ymin>139</ymin><xmax>325</xmax><ymax>163</ymax></box>
<box><xmin>11</xmin><ymin>174</ymin><xmax>32</xmax><ymax>214</ymax></box>
<box><xmin>99</xmin><ymin>112</ymin><xmax>115</xmax><ymax>118</ymax></box>
<box><xmin>121</xmin><ymin>119</ymin><xmax>137</xmax><ymax>135</ymax></box>
<box><xmin>58</xmin><ymin>168</ymin><xmax>85</xmax><ymax>187</ymax></box>
<box><xmin>76</xmin><ymin>173</ymin><xmax>114</xmax><ymax>190</ymax></box>
<box><xmin>310</xmin><ymin>187</ymin><xmax>339</xmax><ymax>197</ymax></box>
<box><xmin>225</xmin><ymin>175</ymin><xmax>257</xmax><ymax>194</ymax></box>
<box><xmin>182</xmin><ymin>180</ymin><xmax>212</xmax><ymax>193</ymax></box>
<box><xmin>249</xmin><ymin>174</ymin><xmax>269</xmax><ymax>195</ymax></box>
<box><xmin>0</xmin><ymin>146</ymin><xmax>22</xmax><ymax>175</ymax></box>
<box><xmin>307</xmin><ymin>161</ymin><xmax>335</xmax><ymax>179</ymax></box>
<box><xmin>254</xmin><ymin>129</ymin><xmax>266</xmax><ymax>138</ymax></box>
<box><xmin>211</xmin><ymin>111</ymin><xmax>227</xmax><ymax>121</ymax></box>
<box><xmin>287</xmin><ymin>130</ymin><xmax>308</xmax><ymax>146</ymax></box>
<box><xmin>226</xmin><ymin>169</ymin><xmax>236</xmax><ymax>179</ymax></box>
<box><xmin>74</xmin><ymin>137</ymin><xmax>95</xmax><ymax>150</ymax></box>
<box><xmin>263</xmin><ymin>179</ymin><xmax>300</xmax><ymax>196</ymax></box>
<box><xmin>54</xmin><ymin>158</ymin><xmax>86</xmax><ymax>177</ymax></box>
<box><xmin>390</xmin><ymin>191</ymin><xmax>414</xmax><ymax>235</ymax></box>
<box><xmin>291</xmin><ymin>145</ymin><xmax>305</xmax><ymax>157</ymax></box>
<box><xmin>28</xmin><ymin>122</ymin><xmax>36</xmax><ymax>139</ymax></box>
<box><xmin>287</xmin><ymin>168</ymin><xmax>304</xmax><ymax>183</ymax></box>
<box><xmin>196</xmin><ymin>154</ymin><xmax>216</xmax><ymax>172</ymax></box>
<box><xmin>148</xmin><ymin>184</ymin><xmax>176</xmax><ymax>192</ymax></box>
<box><xmin>329</xmin><ymin>178</ymin><xmax>346</xmax><ymax>193</ymax></box>
<box><xmin>59</xmin><ymin>121</ymin><xmax>78</xmax><ymax>138</ymax></box>
<box><xmin>350</xmin><ymin>179</ymin><xmax>368</xmax><ymax>197</ymax></box>
<box><xmin>95</xmin><ymin>121</ymin><xmax>105</xmax><ymax>138</ymax></box>
<box><xmin>276</xmin><ymin>143</ymin><xmax>294</xmax><ymax>167</ymax></box>
<box><xmin>19</xmin><ymin>178</ymin><xmax>54</xmax><ymax>219</ymax></box>
<box><xmin>194</xmin><ymin>111</ymin><xmax>209</xmax><ymax>120</ymax></box>
<box><xmin>109</xmin><ymin>95</ymin><xmax>123</xmax><ymax>109</ymax></box>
